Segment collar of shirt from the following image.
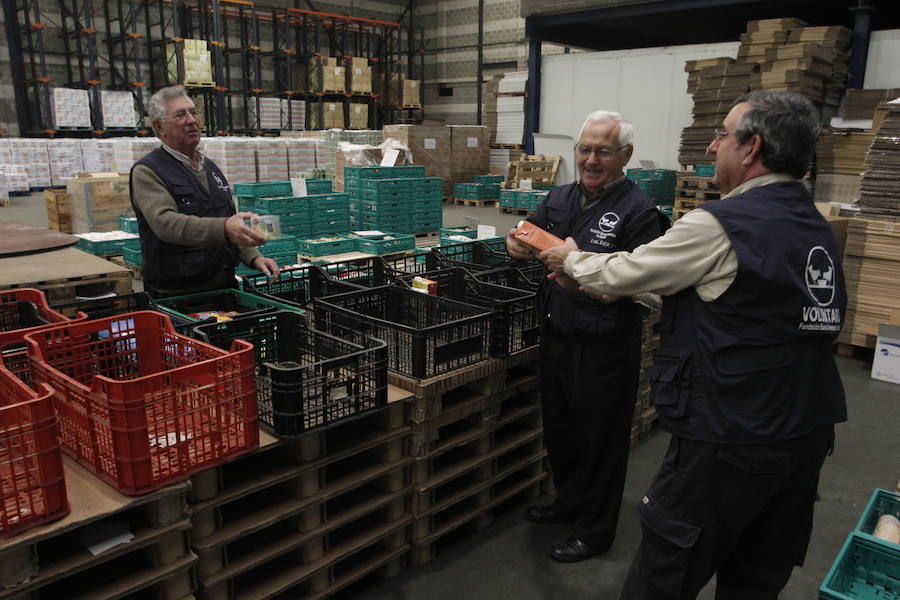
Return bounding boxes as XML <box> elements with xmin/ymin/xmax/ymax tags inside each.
<box><xmin>161</xmin><ymin>142</ymin><xmax>205</xmax><ymax>171</ymax></box>
<box><xmin>578</xmin><ymin>174</ymin><xmax>626</xmax><ymax>209</ymax></box>
<box><xmin>723</xmin><ymin>173</ymin><xmax>795</xmax><ymax>199</ymax></box>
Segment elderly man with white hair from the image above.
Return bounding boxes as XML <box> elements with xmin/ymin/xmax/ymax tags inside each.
<box><xmin>506</xmin><ymin>110</ymin><xmax>665</xmax><ymax>562</ymax></box>
<box><xmin>130</xmin><ymin>85</ymin><xmax>279</xmax><ymax>297</ymax></box>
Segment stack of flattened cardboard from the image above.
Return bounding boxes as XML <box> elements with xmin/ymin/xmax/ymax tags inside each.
<box><xmin>843</xmin><ymin>89</ymin><xmax>900</xmax><ymax>120</ymax></box>
<box><xmin>383</xmin><ymin>123</ymin><xmax>451</xmax><ymax>196</ymax></box>
<box><xmin>838</xmin><ymin>102</ymin><xmax>900</xmax><ymax>348</ymax></box>
<box><xmin>482</xmin><ymin>75</ymin><xmax>502</xmax><ymax>144</ymax></box>
<box><xmin>814</xmin><ymin>128</ymin><xmax>873</xmax><ymax>204</ymax></box>
<box><xmin>449</xmin><ymin>125</ymin><xmax>490</xmax><ymax>185</ymax></box>
<box><xmin>736</xmin><ymin>17</ymin><xmax>805</xmax><ymax>62</ymax></box>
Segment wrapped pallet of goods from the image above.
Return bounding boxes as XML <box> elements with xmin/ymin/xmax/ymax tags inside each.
<box><xmin>383</xmin><ymin>123</ymin><xmax>451</xmax><ymax>197</ymax></box>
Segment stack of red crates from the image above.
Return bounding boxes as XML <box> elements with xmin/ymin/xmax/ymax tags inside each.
<box><xmin>24</xmin><ymin>310</ymin><xmax>260</xmax><ymax>495</ymax></box>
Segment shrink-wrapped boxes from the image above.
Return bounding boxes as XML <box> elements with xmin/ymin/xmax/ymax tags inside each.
<box><xmin>48</xmin><ymin>139</ymin><xmax>85</xmax><ymax>186</ymax></box>
<box><xmin>101</xmin><ymin>90</ymin><xmax>138</xmax><ymax>128</ymax></box>
<box><xmin>52</xmin><ymin>87</ymin><xmax>92</xmax><ymax>129</ymax></box>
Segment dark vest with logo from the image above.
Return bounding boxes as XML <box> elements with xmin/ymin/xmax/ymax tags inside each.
<box><xmin>528</xmin><ymin>180</ymin><xmax>659</xmax><ymax>342</ymax></box>
<box><xmin>130</xmin><ymin>148</ymin><xmax>239</xmax><ymax>292</ymax></box>
<box><xmin>650</xmin><ymin>181</ymin><xmax>848</xmax><ymax>444</ymax></box>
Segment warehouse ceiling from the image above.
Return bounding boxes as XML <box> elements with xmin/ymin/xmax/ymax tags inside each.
<box><xmin>524</xmin><ymin>0</ymin><xmax>900</xmax><ymax>51</ymax></box>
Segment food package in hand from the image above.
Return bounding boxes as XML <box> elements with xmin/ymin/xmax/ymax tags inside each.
<box><xmin>513</xmin><ymin>220</ymin><xmax>565</xmax><ymax>252</ymax></box>
<box><xmin>247</xmin><ymin>214</ymin><xmax>281</xmax><ymax>240</ymax></box>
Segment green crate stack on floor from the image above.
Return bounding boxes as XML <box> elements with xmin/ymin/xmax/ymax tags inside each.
<box><xmin>519</xmin><ymin>189</ymin><xmax>550</xmax><ymax>211</ymax></box>
<box><xmin>344</xmin><ymin>165</ymin><xmax>442</xmax><ymax>234</ymax></box>
<box><xmin>452</xmin><ymin>182</ymin><xmax>500</xmax><ymax>201</ymax></box>
<box><xmin>409</xmin><ymin>176</ymin><xmax>443</xmax><ymax>233</ymax></box>
<box><xmin>234</xmin><ymin>180</ymin><xmax>310</xmax><ymax>270</ymax></box>
<box><xmin>627</xmin><ymin>168</ymin><xmax>677</xmax><ymax>212</ymax></box>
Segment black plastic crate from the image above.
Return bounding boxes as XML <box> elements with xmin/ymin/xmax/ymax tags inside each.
<box><xmin>193</xmin><ymin>310</ymin><xmax>387</xmax><ymax>437</ymax></box>
<box><xmin>433</xmin><ymin>240</ymin><xmax>539</xmax><ymax>272</ymax></box>
<box><xmin>242</xmin><ymin>265</ymin><xmax>365</xmax><ymax>310</ymax></box>
<box><xmin>51</xmin><ymin>292</ymin><xmax>198</xmax><ymax>334</ymax></box>
<box><xmin>398</xmin><ymin>267</ymin><xmax>540</xmax><ymax>356</ymax></box>
<box><xmin>313</xmin><ymin>285</ymin><xmax>493</xmax><ymax>379</ymax></box>
<box><xmin>473</xmin><ymin>264</ymin><xmax>546</xmax><ymax>292</ymax></box>
<box><xmin>314</xmin><ymin>253</ymin><xmax>440</xmax><ymax>289</ymax></box>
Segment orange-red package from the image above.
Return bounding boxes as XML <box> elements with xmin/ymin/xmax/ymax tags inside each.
<box><xmin>513</xmin><ymin>220</ymin><xmax>565</xmax><ymax>252</ymax></box>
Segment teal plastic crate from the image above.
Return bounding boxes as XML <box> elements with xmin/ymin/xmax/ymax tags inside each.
<box><xmin>499</xmin><ymin>189</ymin><xmax>517</xmax><ymax>208</ymax></box>
<box><xmin>351</xmin><ymin>232</ymin><xmax>415</xmax><ymax>254</ymax></box>
<box><xmin>309</xmin><ymin>193</ymin><xmax>350</xmax><ymax>211</ymax></box>
<box><xmin>235</xmin><ymin>251</ymin><xmax>298</xmax><ymax>275</ymax></box>
<box><xmin>233</xmin><ymin>180</ymin><xmax>293</xmax><ymax>198</ymax></box>
<box><xmin>856</xmin><ymin>489</ymin><xmax>900</xmax><ymax>549</ymax></box>
<box><xmin>261</xmin><ymin>234</ymin><xmax>298</xmax><ymax>255</ymax></box>
<box><xmin>408</xmin><ymin>177</ymin><xmax>443</xmax><ymax>192</ymax></box>
<box><xmin>360</xmin><ymin>178</ymin><xmax>410</xmax><ymax>193</ymax></box>
<box><xmin>343</xmin><ymin>165</ymin><xmax>425</xmax><ymax>180</ymax></box>
<box><xmin>410</xmin><ymin>220</ymin><xmax>442</xmax><ymax>234</ymax></box>
<box><xmin>238</xmin><ymin>196</ymin><xmax>311</xmax><ymax>216</ymax></box>
<box><xmin>352</xmin><ymin>214</ymin><xmax>411</xmax><ymax>230</ymax></box>
<box><xmin>76</xmin><ymin>234</ymin><xmax>140</xmax><ymax>256</ymax></box>
<box><xmin>155</xmin><ymin>288</ymin><xmax>300</xmax><ymax>321</ymax></box>
<box><xmin>390</xmin><ymin>165</ymin><xmax>427</xmax><ymax>178</ymax></box>
<box><xmin>440</xmin><ymin>227</ymin><xmax>478</xmax><ymax>241</ymax></box>
<box><xmin>123</xmin><ymin>245</ymin><xmax>143</xmax><ymax>266</ymax></box>
<box><xmin>304</xmin><ymin>179</ymin><xmax>332</xmax><ymax>194</ymax></box>
<box><xmin>694</xmin><ymin>164</ymin><xmax>716</xmax><ymax>177</ymax></box>
<box><xmin>474</xmin><ymin>174</ymin><xmax>504</xmax><ymax>185</ymax></box>
<box><xmin>119</xmin><ymin>216</ymin><xmax>139</xmax><ymax>233</ymax></box>
<box><xmin>820</xmin><ymin>533</ymin><xmax>900</xmax><ymax>599</ymax></box>
<box><xmin>298</xmin><ymin>235</ymin><xmax>357</xmax><ymax>256</ymax></box>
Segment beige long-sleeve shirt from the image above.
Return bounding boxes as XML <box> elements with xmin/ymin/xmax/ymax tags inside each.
<box><xmin>131</xmin><ymin>145</ymin><xmax>260</xmax><ymax>267</ymax></box>
<box><xmin>563</xmin><ymin>174</ymin><xmax>795</xmax><ymax>301</ymax></box>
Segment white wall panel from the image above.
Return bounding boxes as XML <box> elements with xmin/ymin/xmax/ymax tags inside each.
<box><xmin>865</xmin><ymin>30</ymin><xmax>900</xmax><ymax>89</ymax></box>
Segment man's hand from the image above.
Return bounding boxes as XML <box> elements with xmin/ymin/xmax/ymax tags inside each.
<box><xmin>548</xmin><ymin>271</ymin><xmax>620</xmax><ymax>302</ymax></box>
<box><xmin>226</xmin><ymin>212</ymin><xmax>266</xmax><ymax>247</ymax></box>
<box><xmin>539</xmin><ymin>237</ymin><xmax>579</xmax><ymax>273</ymax></box>
<box><xmin>505</xmin><ymin>227</ymin><xmax>537</xmax><ymax>260</ymax></box>
<box><xmin>252</xmin><ymin>256</ymin><xmax>280</xmax><ymax>281</ymax></box>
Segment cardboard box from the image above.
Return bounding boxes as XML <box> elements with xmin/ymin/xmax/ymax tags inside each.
<box><xmin>402</xmin><ymin>80</ymin><xmax>421</xmax><ymax>107</ymax></box>
<box><xmin>323</xmin><ymin>102</ymin><xmax>344</xmax><ymax>129</ymax></box>
<box><xmin>383</xmin><ymin>123</ymin><xmax>450</xmax><ymax>196</ymax></box>
<box><xmin>871</xmin><ymin>321</ymin><xmax>900</xmax><ymax>385</ymax></box>
<box><xmin>825</xmin><ymin>215</ymin><xmax>850</xmax><ymax>259</ymax></box>
<box><xmin>348</xmin><ymin>103</ymin><xmax>369</xmax><ymax>129</ymax></box>
<box><xmin>449</xmin><ymin>125</ymin><xmax>490</xmax><ymax>184</ymax></box>
<box><xmin>323</xmin><ymin>66</ymin><xmax>346</xmax><ymax>93</ymax></box>
<box><xmin>66</xmin><ymin>172</ymin><xmax>133</xmax><ymax>233</ymax></box>
<box><xmin>45</xmin><ymin>188</ymin><xmax>72</xmax><ymax>233</ymax></box>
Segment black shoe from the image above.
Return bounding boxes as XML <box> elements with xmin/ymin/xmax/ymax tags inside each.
<box><xmin>525</xmin><ymin>503</ymin><xmax>572</xmax><ymax>525</ymax></box>
<box><xmin>549</xmin><ymin>536</ymin><xmax>607</xmax><ymax>563</ymax></box>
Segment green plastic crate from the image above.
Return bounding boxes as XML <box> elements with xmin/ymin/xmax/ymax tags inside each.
<box><xmin>304</xmin><ymin>179</ymin><xmax>333</xmax><ymax>194</ymax></box>
<box><xmin>123</xmin><ymin>245</ymin><xmax>143</xmax><ymax>266</ymax></box>
<box><xmin>352</xmin><ymin>214</ymin><xmax>411</xmax><ymax>230</ymax></box>
<box><xmin>235</xmin><ymin>251</ymin><xmax>298</xmax><ymax>275</ymax></box>
<box><xmin>298</xmin><ymin>235</ymin><xmax>357</xmax><ymax>256</ymax></box>
<box><xmin>351</xmin><ymin>232</ymin><xmax>415</xmax><ymax>254</ymax></box>
<box><xmin>119</xmin><ymin>216</ymin><xmax>139</xmax><ymax>233</ymax></box>
<box><xmin>820</xmin><ymin>533</ymin><xmax>900</xmax><ymax>599</ymax></box>
<box><xmin>474</xmin><ymin>174</ymin><xmax>504</xmax><ymax>185</ymax></box>
<box><xmin>309</xmin><ymin>193</ymin><xmax>350</xmax><ymax>211</ymax></box>
<box><xmin>408</xmin><ymin>177</ymin><xmax>443</xmax><ymax>192</ymax></box>
<box><xmin>440</xmin><ymin>227</ymin><xmax>478</xmax><ymax>242</ymax></box>
<box><xmin>233</xmin><ymin>180</ymin><xmax>293</xmax><ymax>198</ymax></box>
<box><xmin>155</xmin><ymin>288</ymin><xmax>300</xmax><ymax>321</ymax></box>
<box><xmin>261</xmin><ymin>234</ymin><xmax>298</xmax><ymax>255</ymax></box>
<box><xmin>855</xmin><ymin>489</ymin><xmax>900</xmax><ymax>550</ymax></box>
<box><xmin>76</xmin><ymin>234</ymin><xmax>140</xmax><ymax>256</ymax></box>
<box><xmin>360</xmin><ymin>178</ymin><xmax>410</xmax><ymax>193</ymax></box>
<box><xmin>694</xmin><ymin>164</ymin><xmax>716</xmax><ymax>177</ymax></box>
<box><xmin>238</xmin><ymin>196</ymin><xmax>311</xmax><ymax>216</ymax></box>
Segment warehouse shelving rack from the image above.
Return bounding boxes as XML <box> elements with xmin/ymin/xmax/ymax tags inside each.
<box><xmin>103</xmin><ymin>0</ymin><xmax>149</xmax><ymax>133</ymax></box>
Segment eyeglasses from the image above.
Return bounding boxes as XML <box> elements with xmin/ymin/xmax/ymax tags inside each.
<box><xmin>712</xmin><ymin>128</ymin><xmax>733</xmax><ymax>143</ymax></box>
<box><xmin>164</xmin><ymin>108</ymin><xmax>201</xmax><ymax>122</ymax></box>
<box><xmin>575</xmin><ymin>143</ymin><xmax>628</xmax><ymax>158</ymax></box>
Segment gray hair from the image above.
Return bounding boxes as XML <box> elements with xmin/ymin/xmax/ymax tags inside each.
<box><xmin>148</xmin><ymin>85</ymin><xmax>192</xmax><ymax>122</ymax></box>
<box><xmin>577</xmin><ymin>110</ymin><xmax>634</xmax><ymax>149</ymax></box>
<box><xmin>732</xmin><ymin>90</ymin><xmax>819</xmax><ymax>179</ymax></box>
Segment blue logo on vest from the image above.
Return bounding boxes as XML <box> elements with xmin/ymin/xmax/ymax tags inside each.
<box><xmin>805</xmin><ymin>246</ymin><xmax>835</xmax><ymax>307</ymax></box>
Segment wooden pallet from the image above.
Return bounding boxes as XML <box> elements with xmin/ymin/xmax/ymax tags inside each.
<box><xmin>676</xmin><ymin>175</ymin><xmax>718</xmax><ymax>190</ymax></box>
<box><xmin>189</xmin><ymin>394</ymin><xmax>415</xmax><ymax>600</ymax></box>
<box><xmin>184</xmin><ymin>81</ymin><xmax>215</xmax><ymax>88</ymax></box>
<box><xmin>0</xmin><ymin>457</ymin><xmax>194</xmax><ymax>600</ymax></box>
<box><xmin>505</xmin><ymin>154</ymin><xmax>561</xmax><ymax>189</ymax></box>
<box><xmin>452</xmin><ymin>198</ymin><xmax>497</xmax><ymax>208</ymax></box>
<box><xmin>109</xmin><ymin>255</ymin><xmax>143</xmax><ymax>280</ymax></box>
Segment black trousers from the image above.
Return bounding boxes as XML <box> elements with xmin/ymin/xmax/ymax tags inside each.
<box><xmin>539</xmin><ymin>327</ymin><xmax>640</xmax><ymax>548</ymax></box>
<box><xmin>620</xmin><ymin>425</ymin><xmax>835</xmax><ymax>600</ymax></box>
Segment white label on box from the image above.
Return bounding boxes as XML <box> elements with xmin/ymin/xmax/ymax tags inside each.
<box><xmin>410</xmin><ymin>81</ymin><xmax>417</xmax><ymax>88</ymax></box>
<box><xmin>520</xmin><ymin>178</ymin><xmax>533</xmax><ymax>190</ymax></box>
<box><xmin>467</xmin><ymin>137</ymin><xmax>478</xmax><ymax>148</ymax></box>
<box><xmin>424</xmin><ymin>138</ymin><xmax>437</xmax><ymax>150</ymax></box>
<box><xmin>355</xmin><ymin>106</ymin><xmax>362</xmax><ymax>113</ymax></box>
<box><xmin>328</xmin><ymin>104</ymin><xmax>335</xmax><ymax>111</ymax></box>
<box><xmin>290</xmin><ymin>177</ymin><xmax>308</xmax><ymax>197</ymax></box>
<box><xmin>380</xmin><ymin>148</ymin><xmax>400</xmax><ymax>166</ymax></box>
<box><xmin>476</xmin><ymin>224</ymin><xmax>496</xmax><ymax>239</ymax></box>
<box><xmin>335</xmin><ymin>68</ymin><xmax>341</xmax><ymax>75</ymax></box>
<box><xmin>355</xmin><ymin>68</ymin><xmax>362</xmax><ymax>75</ymax></box>
<box><xmin>639</xmin><ymin>159</ymin><xmax>657</xmax><ymax>169</ymax></box>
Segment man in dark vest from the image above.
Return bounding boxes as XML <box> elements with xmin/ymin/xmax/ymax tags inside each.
<box><xmin>131</xmin><ymin>85</ymin><xmax>279</xmax><ymax>297</ymax></box>
<box><xmin>539</xmin><ymin>90</ymin><xmax>846</xmax><ymax>598</ymax></box>
<box><xmin>506</xmin><ymin>111</ymin><xmax>665</xmax><ymax>562</ymax></box>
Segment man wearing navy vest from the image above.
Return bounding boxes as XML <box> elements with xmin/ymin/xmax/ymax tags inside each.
<box><xmin>539</xmin><ymin>90</ymin><xmax>847</xmax><ymax>598</ymax></box>
<box><xmin>506</xmin><ymin>111</ymin><xmax>665</xmax><ymax>562</ymax></box>
<box><xmin>131</xmin><ymin>86</ymin><xmax>279</xmax><ymax>297</ymax></box>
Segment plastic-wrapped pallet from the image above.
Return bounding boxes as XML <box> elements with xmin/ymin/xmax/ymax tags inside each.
<box><xmin>81</xmin><ymin>139</ymin><xmax>117</xmax><ymax>172</ymax></box>
<box><xmin>259</xmin><ymin>97</ymin><xmax>282</xmax><ymax>130</ymax></box>
<box><xmin>285</xmin><ymin>138</ymin><xmax>318</xmax><ymax>175</ymax></box>
<box><xmin>48</xmin><ymin>139</ymin><xmax>85</xmax><ymax>186</ymax></box>
<box><xmin>490</xmin><ymin>148</ymin><xmax>516</xmax><ymax>177</ymax></box>
<box><xmin>100</xmin><ymin>90</ymin><xmax>138</xmax><ymax>128</ymax></box>
<box><xmin>51</xmin><ymin>88</ymin><xmax>92</xmax><ymax>129</ymax></box>
<box><xmin>285</xmin><ymin>99</ymin><xmax>305</xmax><ymax>130</ymax></box>
<box><xmin>113</xmin><ymin>138</ymin><xmax>158</xmax><ymax>173</ymax></box>
<box><xmin>0</xmin><ymin>165</ymin><xmax>29</xmax><ymax>192</ymax></box>
<box><xmin>203</xmin><ymin>137</ymin><xmax>256</xmax><ymax>185</ymax></box>
<box><xmin>0</xmin><ymin>171</ymin><xmax>8</xmax><ymax>204</ymax></box>
<box><xmin>9</xmin><ymin>138</ymin><xmax>52</xmax><ymax>188</ymax></box>
<box><xmin>255</xmin><ymin>138</ymin><xmax>289</xmax><ymax>181</ymax></box>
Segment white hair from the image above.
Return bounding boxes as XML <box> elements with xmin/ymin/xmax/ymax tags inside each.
<box><xmin>148</xmin><ymin>85</ymin><xmax>193</xmax><ymax>122</ymax></box>
<box><xmin>577</xmin><ymin>110</ymin><xmax>634</xmax><ymax>148</ymax></box>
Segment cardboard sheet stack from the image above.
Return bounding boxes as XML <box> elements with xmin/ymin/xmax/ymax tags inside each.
<box><xmin>51</xmin><ymin>88</ymin><xmax>92</xmax><ymax>129</ymax></box>
<box><xmin>167</xmin><ymin>39</ymin><xmax>213</xmax><ymax>84</ymax></box>
<box><xmin>101</xmin><ymin>90</ymin><xmax>138</xmax><ymax>128</ymax></box>
<box><xmin>449</xmin><ymin>125</ymin><xmax>490</xmax><ymax>185</ymax></box>
<box><xmin>383</xmin><ymin>123</ymin><xmax>452</xmax><ymax>197</ymax></box>
<box><xmin>843</xmin><ymin>89</ymin><xmax>900</xmax><ymax>120</ymax></box>
<box><xmin>813</xmin><ymin>129</ymin><xmax>874</xmax><ymax>204</ymax></box>
<box><xmin>203</xmin><ymin>137</ymin><xmax>257</xmax><ymax>185</ymax></box>
<box><xmin>254</xmin><ymin>139</ymin><xmax>289</xmax><ymax>181</ymax></box>
<box><xmin>48</xmin><ymin>139</ymin><xmax>85</xmax><ymax>186</ymax></box>
<box><xmin>679</xmin><ymin>58</ymin><xmax>753</xmax><ymax>165</ymax></box>
<box><xmin>9</xmin><ymin>138</ymin><xmax>52</xmax><ymax>188</ymax></box>
<box><xmin>838</xmin><ymin>101</ymin><xmax>900</xmax><ymax>349</ymax></box>
<box><xmin>490</xmin><ymin>148</ymin><xmax>516</xmax><ymax>176</ymax></box>
<box><xmin>113</xmin><ymin>138</ymin><xmax>158</xmax><ymax>173</ymax></box>
<box><xmin>494</xmin><ymin>72</ymin><xmax>527</xmax><ymax>145</ymax></box>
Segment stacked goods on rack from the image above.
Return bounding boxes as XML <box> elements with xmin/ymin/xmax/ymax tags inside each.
<box><xmin>450</xmin><ymin>125</ymin><xmax>491</xmax><ymax>186</ymax></box>
<box><xmin>258</xmin><ymin>97</ymin><xmax>283</xmax><ymax>129</ymax></box>
<box><xmin>346</xmin><ymin>56</ymin><xmax>373</xmax><ymax>95</ymax></box>
<box><xmin>166</xmin><ymin>38</ymin><xmax>213</xmax><ymax>84</ymax></box>
<box><xmin>66</xmin><ymin>172</ymin><xmax>134</xmax><ymax>233</ymax></box>
<box><xmin>843</xmin><ymin>88</ymin><xmax>900</xmax><ymax>120</ymax></box>
<box><xmin>838</xmin><ymin>102</ymin><xmax>900</xmax><ymax>349</ymax></box>
<box><xmin>387</xmin><ymin>72</ymin><xmax>421</xmax><ymax>107</ymax></box>
<box><xmin>494</xmin><ymin>72</ymin><xmax>527</xmax><ymax>145</ymax></box>
<box><xmin>349</xmin><ymin>102</ymin><xmax>369</xmax><ymax>129</ymax></box>
<box><xmin>51</xmin><ymin>87</ymin><xmax>91</xmax><ymax>129</ymax></box>
<box><xmin>814</xmin><ymin>129</ymin><xmax>874</xmax><ymax>204</ymax></box>
<box><xmin>47</xmin><ymin>139</ymin><xmax>84</xmax><ymax>186</ymax></box>
<box><xmin>286</xmin><ymin>137</ymin><xmax>321</xmax><ymax>174</ymax></box>
<box><xmin>384</xmin><ymin>123</ymin><xmax>452</xmax><ymax>197</ymax></box>
<box><xmin>100</xmin><ymin>90</ymin><xmax>138</xmax><ymax>128</ymax></box>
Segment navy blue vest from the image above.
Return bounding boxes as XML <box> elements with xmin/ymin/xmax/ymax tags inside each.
<box><xmin>130</xmin><ymin>147</ymin><xmax>239</xmax><ymax>292</ymax></box>
<box><xmin>528</xmin><ymin>180</ymin><xmax>662</xmax><ymax>341</ymax></box>
<box><xmin>650</xmin><ymin>181</ymin><xmax>848</xmax><ymax>443</ymax></box>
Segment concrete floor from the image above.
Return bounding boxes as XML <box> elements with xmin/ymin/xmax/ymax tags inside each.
<box><xmin>2</xmin><ymin>192</ymin><xmax>897</xmax><ymax>599</ymax></box>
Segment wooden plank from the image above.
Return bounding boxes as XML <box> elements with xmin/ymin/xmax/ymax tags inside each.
<box><xmin>73</xmin><ymin>552</ymin><xmax>197</xmax><ymax>600</ymax></box>
<box><xmin>305</xmin><ymin>546</ymin><xmax>408</xmax><ymax>600</ymax></box>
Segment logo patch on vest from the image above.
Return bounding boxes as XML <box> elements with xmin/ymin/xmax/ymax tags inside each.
<box><xmin>211</xmin><ymin>171</ymin><xmax>229</xmax><ymax>192</ymax></box>
<box><xmin>799</xmin><ymin>245</ymin><xmax>840</xmax><ymax>331</ymax></box>
<box><xmin>587</xmin><ymin>212</ymin><xmax>621</xmax><ymax>248</ymax></box>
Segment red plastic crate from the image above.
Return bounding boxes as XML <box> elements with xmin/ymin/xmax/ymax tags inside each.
<box><xmin>0</xmin><ymin>359</ymin><xmax>69</xmax><ymax>537</ymax></box>
<box><xmin>0</xmin><ymin>288</ymin><xmax>84</xmax><ymax>387</ymax></box>
<box><xmin>24</xmin><ymin>311</ymin><xmax>259</xmax><ymax>495</ymax></box>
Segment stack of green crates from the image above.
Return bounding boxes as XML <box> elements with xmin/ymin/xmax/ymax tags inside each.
<box><xmin>308</xmin><ymin>193</ymin><xmax>351</xmax><ymax>235</ymax></box>
<box><xmin>499</xmin><ymin>189</ymin><xmax>549</xmax><ymax>211</ymax></box>
<box><xmin>627</xmin><ymin>168</ymin><xmax>677</xmax><ymax>207</ymax></box>
<box><xmin>473</xmin><ymin>174</ymin><xmax>504</xmax><ymax>185</ymax></box>
<box><xmin>119</xmin><ymin>216</ymin><xmax>139</xmax><ymax>233</ymax></box>
<box><xmin>344</xmin><ymin>165</ymin><xmax>441</xmax><ymax>234</ymax></box>
<box><xmin>694</xmin><ymin>164</ymin><xmax>716</xmax><ymax>177</ymax></box>
<box><xmin>409</xmin><ymin>176</ymin><xmax>443</xmax><ymax>233</ymax></box>
<box><xmin>453</xmin><ymin>183</ymin><xmax>500</xmax><ymax>201</ymax></box>
<box><xmin>235</xmin><ymin>234</ymin><xmax>299</xmax><ymax>275</ymax></box>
